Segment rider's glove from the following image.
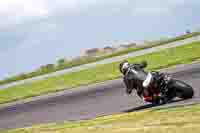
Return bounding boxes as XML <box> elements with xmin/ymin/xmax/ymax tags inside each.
<box><xmin>126</xmin><ymin>88</ymin><xmax>132</xmax><ymax>94</ymax></box>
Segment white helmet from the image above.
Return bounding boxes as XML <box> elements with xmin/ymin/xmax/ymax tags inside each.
<box><xmin>119</xmin><ymin>60</ymin><xmax>130</xmax><ymax>75</ymax></box>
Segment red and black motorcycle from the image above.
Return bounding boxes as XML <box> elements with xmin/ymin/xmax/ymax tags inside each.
<box><xmin>122</xmin><ymin>61</ymin><xmax>194</xmax><ymax>104</ymax></box>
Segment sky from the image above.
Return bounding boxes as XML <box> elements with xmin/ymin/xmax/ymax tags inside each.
<box><xmin>0</xmin><ymin>0</ymin><xmax>200</xmax><ymax>79</ymax></box>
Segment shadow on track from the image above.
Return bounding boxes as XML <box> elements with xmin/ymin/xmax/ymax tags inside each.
<box><xmin>123</xmin><ymin>99</ymin><xmax>186</xmax><ymax>113</ymax></box>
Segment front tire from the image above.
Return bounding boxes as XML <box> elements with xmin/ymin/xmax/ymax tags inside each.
<box><xmin>172</xmin><ymin>80</ymin><xmax>194</xmax><ymax>99</ymax></box>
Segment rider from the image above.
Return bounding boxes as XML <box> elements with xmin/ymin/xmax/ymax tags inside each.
<box><xmin>119</xmin><ymin>60</ymin><xmax>155</xmax><ymax>101</ymax></box>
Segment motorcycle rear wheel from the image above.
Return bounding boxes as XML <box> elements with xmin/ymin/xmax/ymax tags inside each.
<box><xmin>172</xmin><ymin>79</ymin><xmax>194</xmax><ymax>99</ymax></box>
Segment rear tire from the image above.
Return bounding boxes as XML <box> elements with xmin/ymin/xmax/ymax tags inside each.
<box><xmin>172</xmin><ymin>80</ymin><xmax>194</xmax><ymax>99</ymax></box>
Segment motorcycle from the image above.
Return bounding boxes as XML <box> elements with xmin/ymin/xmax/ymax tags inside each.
<box><xmin>123</xmin><ymin>61</ymin><xmax>194</xmax><ymax>105</ymax></box>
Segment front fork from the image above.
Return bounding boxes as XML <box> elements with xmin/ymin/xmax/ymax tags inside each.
<box><xmin>152</xmin><ymin>73</ymin><xmax>173</xmax><ymax>104</ymax></box>
<box><xmin>159</xmin><ymin>76</ymin><xmax>176</xmax><ymax>104</ymax></box>
<box><xmin>142</xmin><ymin>72</ymin><xmax>174</xmax><ymax>104</ymax></box>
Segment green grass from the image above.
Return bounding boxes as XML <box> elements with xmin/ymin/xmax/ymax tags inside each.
<box><xmin>4</xmin><ymin>104</ymin><xmax>200</xmax><ymax>133</ymax></box>
<box><xmin>0</xmin><ymin>32</ymin><xmax>199</xmax><ymax>86</ymax></box>
<box><xmin>0</xmin><ymin>41</ymin><xmax>200</xmax><ymax>105</ymax></box>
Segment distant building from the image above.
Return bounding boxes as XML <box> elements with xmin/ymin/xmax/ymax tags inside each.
<box><xmin>83</xmin><ymin>48</ymin><xmax>103</xmax><ymax>57</ymax></box>
<box><xmin>82</xmin><ymin>42</ymin><xmax>136</xmax><ymax>57</ymax></box>
<box><xmin>116</xmin><ymin>43</ymin><xmax>136</xmax><ymax>51</ymax></box>
<box><xmin>103</xmin><ymin>46</ymin><xmax>116</xmax><ymax>55</ymax></box>
<box><xmin>185</xmin><ymin>30</ymin><xmax>191</xmax><ymax>34</ymax></box>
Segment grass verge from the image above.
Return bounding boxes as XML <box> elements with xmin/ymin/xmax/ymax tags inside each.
<box><xmin>0</xmin><ymin>41</ymin><xmax>200</xmax><ymax>104</ymax></box>
<box><xmin>4</xmin><ymin>104</ymin><xmax>200</xmax><ymax>133</ymax></box>
<box><xmin>0</xmin><ymin>32</ymin><xmax>199</xmax><ymax>86</ymax></box>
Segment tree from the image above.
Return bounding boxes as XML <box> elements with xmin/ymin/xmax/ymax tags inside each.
<box><xmin>46</xmin><ymin>64</ymin><xmax>55</xmax><ymax>70</ymax></box>
<box><xmin>40</xmin><ymin>64</ymin><xmax>55</xmax><ymax>72</ymax></box>
<box><xmin>57</xmin><ymin>58</ymin><xmax>66</xmax><ymax>66</ymax></box>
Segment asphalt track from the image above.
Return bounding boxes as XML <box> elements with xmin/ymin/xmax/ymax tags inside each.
<box><xmin>0</xmin><ymin>62</ymin><xmax>200</xmax><ymax>132</ymax></box>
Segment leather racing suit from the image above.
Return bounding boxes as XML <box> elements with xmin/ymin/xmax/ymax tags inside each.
<box><xmin>123</xmin><ymin>63</ymin><xmax>147</xmax><ymax>97</ymax></box>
